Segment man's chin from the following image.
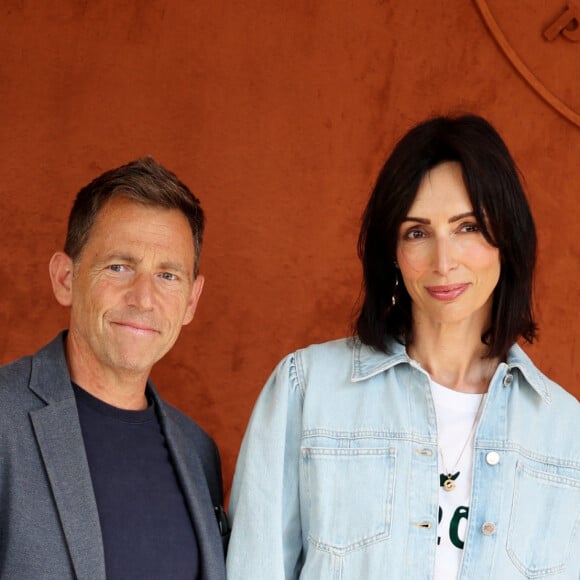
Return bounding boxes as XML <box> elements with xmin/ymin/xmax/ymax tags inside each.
<box><xmin>109</xmin><ymin>351</ymin><xmax>160</xmax><ymax>376</ymax></box>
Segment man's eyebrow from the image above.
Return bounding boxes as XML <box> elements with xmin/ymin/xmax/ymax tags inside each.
<box><xmin>400</xmin><ymin>211</ymin><xmax>475</xmax><ymax>225</ymax></box>
<box><xmin>158</xmin><ymin>261</ymin><xmax>191</xmax><ymax>277</ymax></box>
<box><xmin>100</xmin><ymin>253</ymin><xmax>138</xmax><ymax>264</ymax></box>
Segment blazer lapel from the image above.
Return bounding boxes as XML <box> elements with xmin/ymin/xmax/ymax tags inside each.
<box><xmin>158</xmin><ymin>405</ymin><xmax>225</xmax><ymax>580</ymax></box>
<box><xmin>28</xmin><ymin>336</ymin><xmax>106</xmax><ymax>580</ymax></box>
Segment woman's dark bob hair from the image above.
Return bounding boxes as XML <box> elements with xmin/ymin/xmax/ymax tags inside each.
<box><xmin>356</xmin><ymin>114</ymin><xmax>537</xmax><ymax>359</ymax></box>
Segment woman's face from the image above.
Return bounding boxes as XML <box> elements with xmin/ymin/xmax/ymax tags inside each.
<box><xmin>395</xmin><ymin>161</ymin><xmax>501</xmax><ymax>332</ymax></box>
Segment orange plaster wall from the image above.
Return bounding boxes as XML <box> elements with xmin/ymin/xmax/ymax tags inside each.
<box><xmin>1</xmin><ymin>1</ymin><xmax>578</xmax><ymax>497</ymax></box>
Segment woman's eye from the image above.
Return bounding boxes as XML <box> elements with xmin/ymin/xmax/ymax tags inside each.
<box><xmin>461</xmin><ymin>222</ymin><xmax>480</xmax><ymax>233</ymax></box>
<box><xmin>405</xmin><ymin>229</ymin><xmax>425</xmax><ymax>239</ymax></box>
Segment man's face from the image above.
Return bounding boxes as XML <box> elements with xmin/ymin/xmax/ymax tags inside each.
<box><xmin>60</xmin><ymin>196</ymin><xmax>203</xmax><ymax>380</ymax></box>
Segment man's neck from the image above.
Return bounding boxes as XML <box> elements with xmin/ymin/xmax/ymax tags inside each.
<box><xmin>71</xmin><ymin>378</ymin><xmax>149</xmax><ymax>410</ymax></box>
<box><xmin>65</xmin><ymin>338</ymin><xmax>150</xmax><ymax>410</ymax></box>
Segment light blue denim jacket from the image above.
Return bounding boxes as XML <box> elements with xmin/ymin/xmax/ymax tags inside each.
<box><xmin>227</xmin><ymin>338</ymin><xmax>580</xmax><ymax>579</ymax></box>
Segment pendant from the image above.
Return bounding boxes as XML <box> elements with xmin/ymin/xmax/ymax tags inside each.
<box><xmin>440</xmin><ymin>471</ymin><xmax>460</xmax><ymax>491</ymax></box>
<box><xmin>443</xmin><ymin>477</ymin><xmax>456</xmax><ymax>492</ymax></box>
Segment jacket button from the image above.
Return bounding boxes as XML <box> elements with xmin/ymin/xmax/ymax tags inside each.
<box><xmin>486</xmin><ymin>451</ymin><xmax>500</xmax><ymax>465</ymax></box>
<box><xmin>481</xmin><ymin>522</ymin><xmax>496</xmax><ymax>536</ymax></box>
<box><xmin>503</xmin><ymin>374</ymin><xmax>513</xmax><ymax>386</ymax></box>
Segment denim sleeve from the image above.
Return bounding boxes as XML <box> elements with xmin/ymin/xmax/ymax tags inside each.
<box><xmin>226</xmin><ymin>352</ymin><xmax>304</xmax><ymax>579</ymax></box>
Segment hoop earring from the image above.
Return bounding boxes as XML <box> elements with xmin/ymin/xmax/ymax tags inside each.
<box><xmin>392</xmin><ymin>271</ymin><xmax>399</xmax><ymax>306</ymax></box>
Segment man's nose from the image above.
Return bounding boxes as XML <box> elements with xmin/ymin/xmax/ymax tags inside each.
<box><xmin>126</xmin><ymin>274</ymin><xmax>155</xmax><ymax>310</ymax></box>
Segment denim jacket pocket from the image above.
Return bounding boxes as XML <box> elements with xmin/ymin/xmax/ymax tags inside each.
<box><xmin>302</xmin><ymin>446</ymin><xmax>396</xmax><ymax>552</ymax></box>
<box><xmin>507</xmin><ymin>461</ymin><xmax>580</xmax><ymax>578</ymax></box>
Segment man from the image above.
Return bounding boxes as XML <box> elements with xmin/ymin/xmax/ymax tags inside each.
<box><xmin>0</xmin><ymin>158</ymin><xmax>228</xmax><ymax>579</ymax></box>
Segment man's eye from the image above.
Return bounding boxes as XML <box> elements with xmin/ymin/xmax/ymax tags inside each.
<box><xmin>160</xmin><ymin>272</ymin><xmax>177</xmax><ymax>281</ymax></box>
<box><xmin>108</xmin><ymin>264</ymin><xmax>125</xmax><ymax>272</ymax></box>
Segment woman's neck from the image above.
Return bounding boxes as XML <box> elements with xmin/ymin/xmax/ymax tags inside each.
<box><xmin>407</xmin><ymin>323</ymin><xmax>500</xmax><ymax>394</ymax></box>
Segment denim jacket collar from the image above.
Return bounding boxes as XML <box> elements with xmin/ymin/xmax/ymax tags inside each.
<box><xmin>505</xmin><ymin>343</ymin><xmax>552</xmax><ymax>404</ymax></box>
<box><xmin>350</xmin><ymin>338</ymin><xmax>409</xmax><ymax>382</ymax></box>
<box><xmin>351</xmin><ymin>337</ymin><xmax>551</xmax><ymax>404</ymax></box>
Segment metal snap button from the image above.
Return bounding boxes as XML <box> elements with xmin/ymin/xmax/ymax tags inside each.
<box><xmin>482</xmin><ymin>522</ymin><xmax>496</xmax><ymax>536</ymax></box>
<box><xmin>486</xmin><ymin>451</ymin><xmax>500</xmax><ymax>465</ymax></box>
<box><xmin>503</xmin><ymin>374</ymin><xmax>513</xmax><ymax>386</ymax></box>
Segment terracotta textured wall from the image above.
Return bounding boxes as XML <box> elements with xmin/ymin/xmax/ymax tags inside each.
<box><xmin>1</xmin><ymin>0</ymin><xmax>578</xmax><ymax>497</ymax></box>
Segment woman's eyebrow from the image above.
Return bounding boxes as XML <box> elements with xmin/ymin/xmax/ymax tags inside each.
<box><xmin>401</xmin><ymin>211</ymin><xmax>475</xmax><ymax>225</ymax></box>
<box><xmin>448</xmin><ymin>211</ymin><xmax>475</xmax><ymax>223</ymax></box>
<box><xmin>401</xmin><ymin>216</ymin><xmax>429</xmax><ymax>224</ymax></box>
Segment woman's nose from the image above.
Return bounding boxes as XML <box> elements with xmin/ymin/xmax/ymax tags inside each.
<box><xmin>433</xmin><ymin>237</ymin><xmax>458</xmax><ymax>274</ymax></box>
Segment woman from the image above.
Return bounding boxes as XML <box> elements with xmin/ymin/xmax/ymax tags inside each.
<box><xmin>226</xmin><ymin>115</ymin><xmax>580</xmax><ymax>579</ymax></box>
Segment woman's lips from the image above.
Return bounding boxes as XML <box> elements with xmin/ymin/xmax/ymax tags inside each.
<box><xmin>425</xmin><ymin>283</ymin><xmax>469</xmax><ymax>301</ymax></box>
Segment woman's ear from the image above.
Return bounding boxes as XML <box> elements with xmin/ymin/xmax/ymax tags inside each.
<box><xmin>49</xmin><ymin>252</ymin><xmax>74</xmax><ymax>307</ymax></box>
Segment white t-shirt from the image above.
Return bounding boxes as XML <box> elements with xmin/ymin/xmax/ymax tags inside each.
<box><xmin>430</xmin><ymin>379</ymin><xmax>485</xmax><ymax>580</ymax></box>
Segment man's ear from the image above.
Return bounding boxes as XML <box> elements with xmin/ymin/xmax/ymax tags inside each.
<box><xmin>182</xmin><ymin>274</ymin><xmax>205</xmax><ymax>326</ymax></box>
<box><xmin>49</xmin><ymin>252</ymin><xmax>74</xmax><ymax>307</ymax></box>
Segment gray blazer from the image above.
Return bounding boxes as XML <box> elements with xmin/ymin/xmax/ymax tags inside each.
<box><xmin>0</xmin><ymin>333</ymin><xmax>227</xmax><ymax>580</ymax></box>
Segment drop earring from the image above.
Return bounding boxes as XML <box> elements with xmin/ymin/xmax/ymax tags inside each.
<box><xmin>392</xmin><ymin>267</ymin><xmax>399</xmax><ymax>306</ymax></box>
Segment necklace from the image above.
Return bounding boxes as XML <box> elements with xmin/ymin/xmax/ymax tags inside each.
<box><xmin>438</xmin><ymin>394</ymin><xmax>486</xmax><ymax>492</ymax></box>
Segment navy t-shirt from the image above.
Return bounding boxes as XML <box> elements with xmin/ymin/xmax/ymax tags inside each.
<box><xmin>74</xmin><ymin>384</ymin><xmax>200</xmax><ymax>579</ymax></box>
